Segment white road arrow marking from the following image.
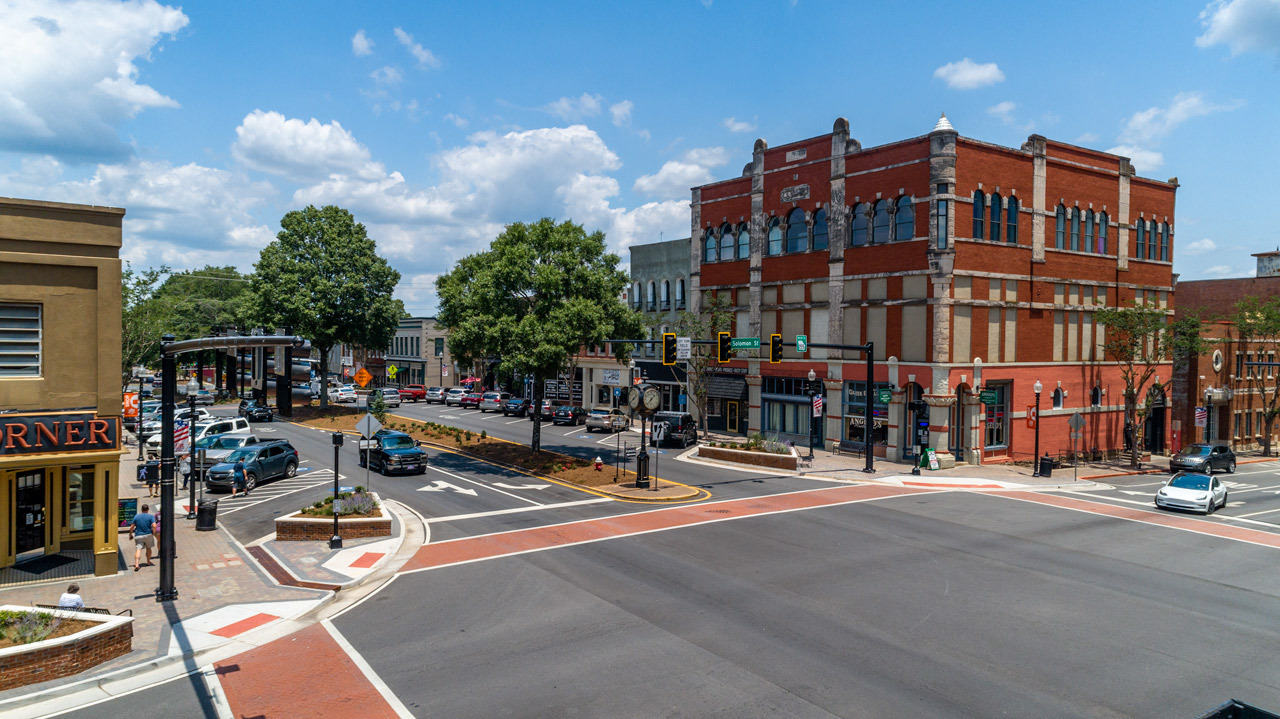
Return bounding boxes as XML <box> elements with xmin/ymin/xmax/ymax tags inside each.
<box><xmin>417</xmin><ymin>480</ymin><xmax>478</xmax><ymax>496</ymax></box>
<box><xmin>492</xmin><ymin>482</ymin><xmax>550</xmax><ymax>490</ymax></box>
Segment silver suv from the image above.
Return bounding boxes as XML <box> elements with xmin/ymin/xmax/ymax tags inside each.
<box><xmin>378</xmin><ymin>388</ymin><xmax>402</xmax><ymax>408</ymax></box>
<box><xmin>479</xmin><ymin>391</ymin><xmax>512</xmax><ymax>412</ymax></box>
<box><xmin>425</xmin><ymin>386</ymin><xmax>445</xmax><ymax>403</ymax></box>
<box><xmin>444</xmin><ymin>388</ymin><xmax>467</xmax><ymax>406</ymax></box>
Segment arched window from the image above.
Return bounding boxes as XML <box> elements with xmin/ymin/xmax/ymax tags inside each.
<box><xmin>719</xmin><ymin>223</ymin><xmax>734</xmax><ymax>261</ymax></box>
<box><xmin>661</xmin><ymin>280</ymin><xmax>670</xmax><ymax>310</ymax></box>
<box><xmin>703</xmin><ymin>233</ymin><xmax>717</xmax><ymax>263</ymax></box>
<box><xmin>1006</xmin><ymin>196</ymin><xmax>1019</xmax><ymax>243</ymax></box>
<box><xmin>850</xmin><ymin>204</ymin><xmax>868</xmax><ymax>246</ymax></box>
<box><xmin>972</xmin><ymin>190</ymin><xmax>985</xmax><ymax>239</ymax></box>
<box><xmin>737</xmin><ymin>225</ymin><xmax>749</xmax><ymax>259</ymax></box>
<box><xmin>872</xmin><ymin>199</ymin><xmax>891</xmax><ymax>243</ymax></box>
<box><xmin>1055</xmin><ymin>205</ymin><xmax>1066</xmax><ymax>249</ymax></box>
<box><xmin>988</xmin><ymin>193</ymin><xmax>1002</xmax><ymax>242</ymax></box>
<box><xmin>1135</xmin><ymin>218</ymin><xmax>1146</xmax><ymax>259</ymax></box>
<box><xmin>1097</xmin><ymin>212</ymin><xmax>1109</xmax><ymax>254</ymax></box>
<box><xmin>812</xmin><ymin>208</ymin><xmax>829</xmax><ymax>250</ymax></box>
<box><xmin>1091</xmin><ymin>386</ymin><xmax>1102</xmax><ymax>407</ymax></box>
<box><xmin>1084</xmin><ymin>210</ymin><xmax>1095</xmax><ymax>253</ymax></box>
<box><xmin>633</xmin><ymin>283</ymin><xmax>641</xmax><ymax>309</ymax></box>
<box><xmin>1160</xmin><ymin>222</ymin><xmax>1170</xmax><ymax>262</ymax></box>
<box><xmin>785</xmin><ymin>208</ymin><xmax>807</xmax><ymax>253</ymax></box>
<box><xmin>895</xmin><ymin>197</ymin><xmax>914</xmax><ymax>241</ymax></box>
<box><xmin>767</xmin><ymin>218</ymin><xmax>782</xmax><ymax>256</ymax></box>
<box><xmin>1052</xmin><ymin>388</ymin><xmax>1064</xmax><ymax>409</ymax></box>
<box><xmin>675</xmin><ymin>279</ymin><xmax>685</xmax><ymax>310</ymax></box>
<box><xmin>647</xmin><ymin>281</ymin><xmax>656</xmax><ymax>311</ymax></box>
<box><xmin>1070</xmin><ymin>207</ymin><xmax>1081</xmax><ymax>251</ymax></box>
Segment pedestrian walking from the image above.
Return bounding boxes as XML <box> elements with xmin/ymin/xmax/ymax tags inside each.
<box><xmin>144</xmin><ymin>461</ymin><xmax>159</xmax><ymax>498</ymax></box>
<box><xmin>231</xmin><ymin>458</ymin><xmax>248</xmax><ymax>498</ymax></box>
<box><xmin>128</xmin><ymin>504</ymin><xmax>156</xmax><ymax>571</ymax></box>
<box><xmin>57</xmin><ymin>583</ymin><xmax>85</xmax><ymax>610</ymax></box>
<box><xmin>179</xmin><ymin>453</ymin><xmax>191</xmax><ymax>491</ymax></box>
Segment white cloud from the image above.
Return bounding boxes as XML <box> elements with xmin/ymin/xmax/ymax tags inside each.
<box><xmin>352</xmin><ymin>29</ymin><xmax>373</xmax><ymax>56</ymax></box>
<box><xmin>370</xmin><ymin>66</ymin><xmax>402</xmax><ymax>85</ymax></box>
<box><xmin>1202</xmin><ymin>264</ymin><xmax>1236</xmax><ymax>278</ymax></box>
<box><xmin>1197</xmin><ymin>0</ymin><xmax>1280</xmax><ymax>56</ymax></box>
<box><xmin>632</xmin><ymin>147</ymin><xmax>730</xmax><ymax>199</ymax></box>
<box><xmin>933</xmin><ymin>58</ymin><xmax>1005</xmax><ymax>90</ymax></box>
<box><xmin>0</xmin><ymin>0</ymin><xmax>189</xmax><ymax>159</ymax></box>
<box><xmin>231</xmin><ymin>110</ymin><xmax>386</xmax><ymax>182</ymax></box>
<box><xmin>393</xmin><ymin>27</ymin><xmax>440</xmax><ymax>69</ymax></box>
<box><xmin>1108</xmin><ymin>92</ymin><xmax>1243</xmax><ymax>172</ymax></box>
<box><xmin>610</xmin><ymin>100</ymin><xmax>633</xmax><ymax>128</ymax></box>
<box><xmin>544</xmin><ymin>93</ymin><xmax>603</xmax><ymax>121</ymax></box>
<box><xmin>987</xmin><ymin>101</ymin><xmax>1016</xmax><ymax>121</ymax></box>
<box><xmin>1074</xmin><ymin>132</ymin><xmax>1100</xmax><ymax>144</ymax></box>
<box><xmin>1182</xmin><ymin>238</ymin><xmax>1218</xmax><ymax>255</ymax></box>
<box><xmin>722</xmin><ymin>116</ymin><xmax>756</xmax><ymax>133</ymax></box>
<box><xmin>1106</xmin><ymin>144</ymin><xmax>1165</xmax><ymax>172</ymax></box>
<box><xmin>443</xmin><ymin>113</ymin><xmax>468</xmax><ymax>128</ymax></box>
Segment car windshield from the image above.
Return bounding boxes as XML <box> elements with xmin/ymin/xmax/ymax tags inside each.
<box><xmin>591</xmin><ymin>409</ymin><xmax>609</xmax><ymax>416</ymax></box>
<box><xmin>1178</xmin><ymin>446</ymin><xmax>1212</xmax><ymax>457</ymax></box>
<box><xmin>1169</xmin><ymin>475</ymin><xmax>1211</xmax><ymax>490</ymax></box>
<box><xmin>212</xmin><ymin>436</ymin><xmax>247</xmax><ymax>450</ymax></box>
<box><xmin>226</xmin><ymin>448</ymin><xmax>260</xmax><ymax>462</ymax></box>
<box><xmin>194</xmin><ymin>435</ymin><xmax>218</xmax><ymax>449</ymax></box>
<box><xmin>382</xmin><ymin>435</ymin><xmax>416</xmax><ymax>450</ymax></box>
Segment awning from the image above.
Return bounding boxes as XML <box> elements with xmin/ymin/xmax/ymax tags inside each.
<box><xmin>708</xmin><ymin>374</ymin><xmax>748</xmax><ymax>400</ymax></box>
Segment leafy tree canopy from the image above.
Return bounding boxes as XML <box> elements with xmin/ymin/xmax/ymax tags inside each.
<box><xmin>153</xmin><ymin>265</ymin><xmax>254</xmax><ymax>339</ymax></box>
<box><xmin>121</xmin><ymin>263</ymin><xmax>170</xmax><ymax>387</ymax></box>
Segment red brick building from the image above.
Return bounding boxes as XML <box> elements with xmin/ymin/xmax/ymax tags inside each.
<box><xmin>690</xmin><ymin>115</ymin><xmax>1177</xmax><ymax>466</ymax></box>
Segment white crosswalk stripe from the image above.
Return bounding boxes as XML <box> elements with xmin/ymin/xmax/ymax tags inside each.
<box><xmin>214</xmin><ymin>470</ymin><xmax>346</xmax><ymax>515</ymax></box>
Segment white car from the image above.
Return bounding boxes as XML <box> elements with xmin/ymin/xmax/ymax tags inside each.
<box><xmin>585</xmin><ymin>407</ymin><xmax>629</xmax><ymax>433</ymax></box>
<box><xmin>328</xmin><ymin>385</ymin><xmax>356</xmax><ymax>403</ymax></box>
<box><xmin>140</xmin><ymin>407</ymin><xmax>211</xmax><ymax>435</ymax></box>
<box><xmin>444</xmin><ymin>388</ymin><xmax>467</xmax><ymax>406</ymax></box>
<box><xmin>147</xmin><ymin>415</ymin><xmax>249</xmax><ymax>453</ymax></box>
<box><xmin>1155</xmin><ymin>472</ymin><xmax>1228</xmax><ymax>514</ymax></box>
<box><xmin>193</xmin><ymin>434</ymin><xmax>261</xmax><ymax>472</ymax></box>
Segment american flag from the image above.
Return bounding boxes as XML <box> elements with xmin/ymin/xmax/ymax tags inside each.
<box><xmin>1194</xmin><ymin>407</ymin><xmax>1208</xmax><ymax>427</ymax></box>
<box><xmin>173</xmin><ymin>419</ymin><xmax>191</xmax><ymax>453</ymax></box>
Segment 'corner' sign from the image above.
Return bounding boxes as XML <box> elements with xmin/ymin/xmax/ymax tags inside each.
<box><xmin>0</xmin><ymin>412</ymin><xmax>120</xmax><ymax>457</ymax></box>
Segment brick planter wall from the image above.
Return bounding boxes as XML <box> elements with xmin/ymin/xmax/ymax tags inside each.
<box><xmin>275</xmin><ymin>494</ymin><xmax>391</xmax><ymax>541</ymax></box>
<box><xmin>698</xmin><ymin>445</ymin><xmax>799</xmax><ymax>470</ymax></box>
<box><xmin>0</xmin><ymin>606</ymin><xmax>133</xmax><ymax>691</ymax></box>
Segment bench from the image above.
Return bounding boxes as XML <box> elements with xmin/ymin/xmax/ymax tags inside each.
<box><xmin>34</xmin><ymin>603</ymin><xmax>132</xmax><ymax>617</ymax></box>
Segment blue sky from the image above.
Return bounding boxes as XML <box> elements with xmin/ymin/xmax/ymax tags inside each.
<box><xmin>1</xmin><ymin>0</ymin><xmax>1277</xmax><ymax>315</ymax></box>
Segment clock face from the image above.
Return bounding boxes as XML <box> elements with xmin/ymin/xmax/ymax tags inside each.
<box><xmin>627</xmin><ymin>385</ymin><xmax>642</xmax><ymax>410</ymax></box>
<box><xmin>643</xmin><ymin>387</ymin><xmax>662</xmax><ymax>411</ymax></box>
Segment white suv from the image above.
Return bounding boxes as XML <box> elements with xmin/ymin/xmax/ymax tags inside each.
<box><xmin>478</xmin><ymin>391</ymin><xmax>512</xmax><ymax>412</ymax></box>
<box><xmin>147</xmin><ymin>416</ymin><xmax>249</xmax><ymax>454</ymax></box>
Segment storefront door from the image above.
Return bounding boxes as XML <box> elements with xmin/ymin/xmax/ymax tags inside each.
<box><xmin>15</xmin><ymin>470</ymin><xmax>45</xmax><ymax>555</ymax></box>
<box><xmin>727</xmin><ymin>401</ymin><xmax>739</xmax><ymax>433</ymax></box>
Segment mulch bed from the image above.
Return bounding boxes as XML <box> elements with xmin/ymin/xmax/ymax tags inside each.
<box><xmin>0</xmin><ymin>616</ymin><xmax>99</xmax><ymax>649</ymax></box>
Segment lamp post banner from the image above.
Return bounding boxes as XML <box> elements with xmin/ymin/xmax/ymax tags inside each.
<box><xmin>1026</xmin><ymin>405</ymin><xmax>1037</xmax><ymax>429</ymax></box>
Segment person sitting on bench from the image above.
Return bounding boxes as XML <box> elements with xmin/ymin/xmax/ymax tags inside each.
<box><xmin>57</xmin><ymin>583</ymin><xmax>84</xmax><ymax>611</ymax></box>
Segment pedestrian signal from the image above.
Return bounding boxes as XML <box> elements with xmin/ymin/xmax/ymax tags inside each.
<box><xmin>717</xmin><ymin>332</ymin><xmax>731</xmax><ymax>363</ymax></box>
<box><xmin>662</xmin><ymin>333</ymin><xmax>677</xmax><ymax>366</ymax></box>
<box><xmin>769</xmin><ymin>334</ymin><xmax>783</xmax><ymax>364</ymax></box>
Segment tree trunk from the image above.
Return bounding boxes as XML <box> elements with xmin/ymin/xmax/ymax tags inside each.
<box><xmin>1127</xmin><ymin>398</ymin><xmax>1140</xmax><ymax>470</ymax></box>
<box><xmin>531</xmin><ymin>376</ymin><xmax>543</xmax><ymax>453</ymax></box>
<box><xmin>317</xmin><ymin>343</ymin><xmax>331</xmax><ymax>411</ymax></box>
<box><xmin>1265</xmin><ymin>416</ymin><xmax>1275</xmax><ymax>457</ymax></box>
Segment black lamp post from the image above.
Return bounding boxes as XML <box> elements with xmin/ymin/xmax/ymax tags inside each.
<box><xmin>1031</xmin><ymin>379</ymin><xmax>1043</xmax><ymax>476</ymax></box>
<box><xmin>330</xmin><ymin>432</ymin><xmax>344</xmax><ymax>549</ymax></box>
<box><xmin>807</xmin><ymin>369</ymin><xmax>819</xmax><ymax>460</ymax></box>
<box><xmin>185</xmin><ymin>377</ymin><xmax>198</xmax><ymax>518</ymax></box>
<box><xmin>1204</xmin><ymin>385</ymin><xmax>1213</xmax><ymax>443</ymax></box>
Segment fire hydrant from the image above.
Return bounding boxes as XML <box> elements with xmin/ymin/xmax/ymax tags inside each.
<box><xmin>594</xmin><ymin>456</ymin><xmax>603</xmax><ymax>471</ymax></box>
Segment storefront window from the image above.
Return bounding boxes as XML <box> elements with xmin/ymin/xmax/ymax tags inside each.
<box><xmin>67</xmin><ymin>467</ymin><xmax>95</xmax><ymax>533</ymax></box>
<box><xmin>983</xmin><ymin>383</ymin><xmax>1009</xmax><ymax>448</ymax></box>
<box><xmin>844</xmin><ymin>381</ymin><xmax>889</xmax><ymax>448</ymax></box>
<box><xmin>762</xmin><ymin>376</ymin><xmax>811</xmax><ymax>438</ymax></box>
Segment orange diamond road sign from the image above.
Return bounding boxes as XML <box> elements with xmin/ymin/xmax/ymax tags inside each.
<box><xmin>353</xmin><ymin>367</ymin><xmax>373</xmax><ymax>387</ymax></box>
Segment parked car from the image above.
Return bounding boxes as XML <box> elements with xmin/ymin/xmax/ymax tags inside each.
<box><xmin>503</xmin><ymin>397</ymin><xmax>532</xmax><ymax>417</ymax></box>
<box><xmin>444</xmin><ymin>388</ymin><xmax>468</xmax><ymax>406</ymax></box>
<box><xmin>328</xmin><ymin>385</ymin><xmax>356</xmax><ymax>403</ymax></box>
<box><xmin>190</xmin><ymin>389</ymin><xmax>215</xmax><ymax>406</ymax></box>
<box><xmin>651</xmin><ymin>411</ymin><xmax>698</xmax><ymax>448</ymax></box>
<box><xmin>528</xmin><ymin>399</ymin><xmax>555</xmax><ymax>420</ymax></box>
<box><xmin>425</xmin><ymin>386</ymin><xmax>445</xmax><ymax>403</ymax></box>
<box><xmin>1169</xmin><ymin>443</ymin><xmax>1236</xmax><ymax>474</ymax></box>
<box><xmin>125</xmin><ymin>400</ymin><xmax>162</xmax><ymax>431</ymax></box>
<box><xmin>238</xmin><ymin>399</ymin><xmax>274</xmax><ymax>422</ymax></box>
<box><xmin>378</xmin><ymin>388</ymin><xmax>402</xmax><ymax>408</ymax></box>
<box><xmin>192</xmin><ymin>434</ymin><xmax>261</xmax><ymax>472</ymax></box>
<box><xmin>552</xmin><ymin>405</ymin><xmax>588</xmax><ymax>426</ymax></box>
<box><xmin>150</xmin><ymin>416</ymin><xmax>251</xmax><ymax>453</ymax></box>
<box><xmin>1155</xmin><ymin>472</ymin><xmax>1228</xmax><ymax>514</ymax></box>
<box><xmin>358</xmin><ymin>429</ymin><xmax>428</xmax><ymax>476</ymax></box>
<box><xmin>140</xmin><ymin>407</ymin><xmax>211</xmax><ymax>436</ymax></box>
<box><xmin>399</xmin><ymin>384</ymin><xmax>427</xmax><ymax>402</ymax></box>
<box><xmin>586</xmin><ymin>407</ymin><xmax>629</xmax><ymax>433</ymax></box>
<box><xmin>478</xmin><ymin>391</ymin><xmax>512</xmax><ymax>412</ymax></box>
<box><xmin>205</xmin><ymin>440</ymin><xmax>299</xmax><ymax>492</ymax></box>
<box><xmin>459</xmin><ymin>392</ymin><xmax>483</xmax><ymax>409</ymax></box>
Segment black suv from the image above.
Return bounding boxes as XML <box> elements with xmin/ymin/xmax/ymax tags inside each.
<box><xmin>651</xmin><ymin>411</ymin><xmax>697</xmax><ymax>448</ymax></box>
<box><xmin>238</xmin><ymin>399</ymin><xmax>274</xmax><ymax>422</ymax></box>
<box><xmin>1169</xmin><ymin>443</ymin><xmax>1236</xmax><ymax>474</ymax></box>
<box><xmin>206</xmin><ymin>440</ymin><xmax>299</xmax><ymax>491</ymax></box>
<box><xmin>359</xmin><ymin>429</ymin><xmax>428</xmax><ymax>476</ymax></box>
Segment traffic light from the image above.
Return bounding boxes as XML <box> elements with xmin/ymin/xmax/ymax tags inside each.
<box><xmin>769</xmin><ymin>333</ymin><xmax>783</xmax><ymax>363</ymax></box>
<box><xmin>662</xmin><ymin>332</ymin><xmax>677</xmax><ymax>366</ymax></box>
<box><xmin>717</xmin><ymin>331</ymin><xmax>731</xmax><ymax>363</ymax></box>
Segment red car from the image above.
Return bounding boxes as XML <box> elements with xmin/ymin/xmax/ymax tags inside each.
<box><xmin>459</xmin><ymin>392</ymin><xmax>482</xmax><ymax>409</ymax></box>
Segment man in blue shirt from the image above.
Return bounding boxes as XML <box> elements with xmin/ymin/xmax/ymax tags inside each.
<box><xmin>129</xmin><ymin>503</ymin><xmax>156</xmax><ymax>571</ymax></box>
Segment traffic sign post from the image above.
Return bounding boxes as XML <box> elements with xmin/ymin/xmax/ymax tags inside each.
<box><xmin>1068</xmin><ymin>412</ymin><xmax>1085</xmax><ymax>482</ymax></box>
<box><xmin>387</xmin><ymin>365</ymin><xmax>398</xmax><ymax>379</ymax></box>
<box><xmin>676</xmin><ymin>336</ymin><xmax>691</xmax><ymax>360</ymax></box>
<box><xmin>353</xmin><ymin>367</ymin><xmax>372</xmax><ymax>387</ymax></box>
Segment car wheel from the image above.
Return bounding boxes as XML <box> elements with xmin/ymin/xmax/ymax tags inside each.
<box><xmin>1227</xmin><ymin>460</ymin><xmax>1236</xmax><ymax>473</ymax></box>
<box><xmin>1206</xmin><ymin>497</ymin><xmax>1216</xmax><ymax>515</ymax></box>
<box><xmin>1222</xmin><ymin>491</ymin><xmax>1229</xmax><ymax>508</ymax></box>
<box><xmin>246</xmin><ymin>473</ymin><xmax>257</xmax><ymax>491</ymax></box>
<box><xmin>285</xmin><ymin>460</ymin><xmax>297</xmax><ymax>478</ymax></box>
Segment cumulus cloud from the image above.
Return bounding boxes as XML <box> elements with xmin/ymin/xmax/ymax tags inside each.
<box><xmin>1107</xmin><ymin>92</ymin><xmax>1243</xmax><ymax>172</ymax></box>
<box><xmin>1182</xmin><ymin>238</ymin><xmax>1218</xmax><ymax>255</ymax></box>
<box><xmin>632</xmin><ymin>147</ymin><xmax>730</xmax><ymax>199</ymax></box>
<box><xmin>1202</xmin><ymin>264</ymin><xmax>1237</xmax><ymax>278</ymax></box>
<box><xmin>370</xmin><ymin>66</ymin><xmax>403</xmax><ymax>85</ymax></box>
<box><xmin>1107</xmin><ymin>144</ymin><xmax>1165</xmax><ymax>172</ymax></box>
<box><xmin>443</xmin><ymin>113</ymin><xmax>468</xmax><ymax>128</ymax></box>
<box><xmin>393</xmin><ymin>27</ymin><xmax>440</xmax><ymax>69</ymax></box>
<box><xmin>1197</xmin><ymin>0</ymin><xmax>1280</xmax><ymax>56</ymax></box>
<box><xmin>722</xmin><ymin>116</ymin><xmax>756</xmax><ymax>133</ymax></box>
<box><xmin>352</xmin><ymin>29</ymin><xmax>373</xmax><ymax>56</ymax></box>
<box><xmin>544</xmin><ymin>93</ymin><xmax>603</xmax><ymax>121</ymax></box>
<box><xmin>231</xmin><ymin>110</ymin><xmax>386</xmax><ymax>182</ymax></box>
<box><xmin>933</xmin><ymin>58</ymin><xmax>1005</xmax><ymax>89</ymax></box>
<box><xmin>1074</xmin><ymin>132</ymin><xmax>1100</xmax><ymax>144</ymax></box>
<box><xmin>610</xmin><ymin>100</ymin><xmax>633</xmax><ymax>128</ymax></box>
<box><xmin>986</xmin><ymin>101</ymin><xmax>1016</xmax><ymax>121</ymax></box>
<box><xmin>0</xmin><ymin>0</ymin><xmax>188</xmax><ymax>159</ymax></box>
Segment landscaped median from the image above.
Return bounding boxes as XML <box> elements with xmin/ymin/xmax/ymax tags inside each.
<box><xmin>276</xmin><ymin>489</ymin><xmax>392</xmax><ymax>541</ymax></box>
<box><xmin>0</xmin><ymin>605</ymin><xmax>132</xmax><ymax>691</ymax></box>
<box><xmin>697</xmin><ymin>434</ymin><xmax>800</xmax><ymax>471</ymax></box>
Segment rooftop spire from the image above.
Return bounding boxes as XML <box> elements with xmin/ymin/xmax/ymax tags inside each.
<box><xmin>932</xmin><ymin>112</ymin><xmax>955</xmax><ymax>133</ymax></box>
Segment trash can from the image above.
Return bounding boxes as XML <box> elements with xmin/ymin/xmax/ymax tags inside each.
<box><xmin>1037</xmin><ymin>455</ymin><xmax>1053</xmax><ymax>478</ymax></box>
<box><xmin>195</xmin><ymin>500</ymin><xmax>218</xmax><ymax>531</ymax></box>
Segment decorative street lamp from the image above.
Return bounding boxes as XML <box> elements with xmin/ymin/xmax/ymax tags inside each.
<box><xmin>330</xmin><ymin>432</ymin><xmax>344</xmax><ymax>550</ymax></box>
<box><xmin>807</xmin><ymin>369</ymin><xmax>819</xmax><ymax>461</ymax></box>
<box><xmin>1031</xmin><ymin>379</ymin><xmax>1043</xmax><ymax>476</ymax></box>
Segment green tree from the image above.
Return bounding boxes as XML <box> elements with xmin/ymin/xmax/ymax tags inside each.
<box><xmin>671</xmin><ymin>293</ymin><xmax>734</xmax><ymax>440</ymax></box>
<box><xmin>251</xmin><ymin>206</ymin><xmax>403</xmax><ymax>409</ymax></box>
<box><xmin>121</xmin><ymin>263</ymin><xmax>170</xmax><ymax>389</ymax></box>
<box><xmin>1231</xmin><ymin>297</ymin><xmax>1280</xmax><ymax>455</ymax></box>
<box><xmin>153</xmin><ymin>265</ymin><xmax>255</xmax><ymax>382</ymax></box>
<box><xmin>436</xmin><ymin>218</ymin><xmax>643</xmax><ymax>452</ymax></box>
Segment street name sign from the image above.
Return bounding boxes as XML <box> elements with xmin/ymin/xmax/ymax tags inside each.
<box><xmin>876</xmin><ymin>388</ymin><xmax>893</xmax><ymax>404</ymax></box>
<box><xmin>730</xmin><ymin>337</ymin><xmax>760</xmax><ymax>350</ymax></box>
<box><xmin>980</xmin><ymin>389</ymin><xmax>998</xmax><ymax>405</ymax></box>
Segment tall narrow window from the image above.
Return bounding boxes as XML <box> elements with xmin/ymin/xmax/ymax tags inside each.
<box><xmin>633</xmin><ymin>283</ymin><xmax>642</xmax><ymax>309</ymax></box>
<box><xmin>1006</xmin><ymin>196</ymin><xmax>1019</xmax><ymax>244</ymax></box>
<box><xmin>720</xmin><ymin>223</ymin><xmax>734</xmax><ymax>261</ymax></box>
<box><xmin>851</xmin><ymin>204</ymin><xmax>868</xmax><ymax>246</ymax></box>
<box><xmin>1135</xmin><ymin>219</ymin><xmax>1146</xmax><ymax>259</ymax></box>
<box><xmin>1091</xmin><ymin>386</ymin><xmax>1101</xmax><ymax>407</ymax></box>
<box><xmin>988</xmin><ymin>193</ymin><xmax>1002</xmax><ymax>242</ymax></box>
<box><xmin>661</xmin><ymin>280</ymin><xmax>670</xmax><ymax>310</ymax></box>
<box><xmin>675</xmin><ymin>279</ymin><xmax>685</xmax><ymax>309</ymax></box>
<box><xmin>1097</xmin><ymin>212</ymin><xmax>1109</xmax><ymax>254</ymax></box>
<box><xmin>872</xmin><ymin>199</ymin><xmax>891</xmax><ymax>243</ymax></box>
<box><xmin>704</xmin><ymin>234</ymin><xmax>716</xmax><ymax>263</ymax></box>
<box><xmin>1160</xmin><ymin>222</ymin><xmax>1170</xmax><ymax>261</ymax></box>
<box><xmin>935</xmin><ymin>184</ymin><xmax>949</xmax><ymax>250</ymax></box>
<box><xmin>812</xmin><ymin>208</ymin><xmax>829</xmax><ymax>250</ymax></box>
<box><xmin>737</xmin><ymin>225</ymin><xmax>749</xmax><ymax>259</ymax></box>
<box><xmin>972</xmin><ymin>190</ymin><xmax>985</xmax><ymax>239</ymax></box>
<box><xmin>647</xmin><ymin>282</ymin><xmax>656</xmax><ymax>310</ymax></box>
<box><xmin>1070</xmin><ymin>207</ymin><xmax>1081</xmax><ymax>251</ymax></box>
<box><xmin>767</xmin><ymin>218</ymin><xmax>782</xmax><ymax>255</ymax></box>
<box><xmin>1052</xmin><ymin>388</ymin><xmax>1064</xmax><ymax>409</ymax></box>
<box><xmin>1084</xmin><ymin>210</ymin><xmax>1095</xmax><ymax>253</ymax></box>
<box><xmin>1055</xmin><ymin>205</ymin><xmax>1066</xmax><ymax>249</ymax></box>
<box><xmin>1149</xmin><ymin>221</ymin><xmax>1158</xmax><ymax>260</ymax></box>
<box><xmin>0</xmin><ymin>303</ymin><xmax>41</xmax><ymax>377</ymax></box>
<box><xmin>894</xmin><ymin>197</ymin><xmax>914</xmax><ymax>241</ymax></box>
<box><xmin>785</xmin><ymin>208</ymin><xmax>807</xmax><ymax>253</ymax></box>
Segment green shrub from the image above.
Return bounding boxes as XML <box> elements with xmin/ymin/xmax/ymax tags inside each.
<box><xmin>480</xmin><ymin>430</ymin><xmax>487</xmax><ymax>441</ymax></box>
<box><xmin>370</xmin><ymin>391</ymin><xmax>387</xmax><ymax>423</ymax></box>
